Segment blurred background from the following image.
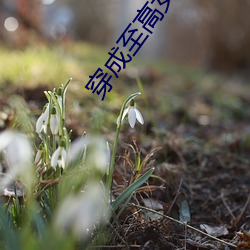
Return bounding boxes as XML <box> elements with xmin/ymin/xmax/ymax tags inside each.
<box><xmin>1</xmin><ymin>0</ymin><xmax>250</xmax><ymax>135</ymax></box>
<box><xmin>1</xmin><ymin>0</ymin><xmax>250</xmax><ymax>72</ymax></box>
<box><xmin>0</xmin><ymin>2</ymin><xmax>250</xmax><ymax>248</ymax></box>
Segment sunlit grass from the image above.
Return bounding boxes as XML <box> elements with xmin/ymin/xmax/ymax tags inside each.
<box><xmin>0</xmin><ymin>41</ymin><xmax>248</xmax><ymax>130</ymax></box>
<box><xmin>0</xmin><ymin>44</ymin><xmax>86</xmax><ymax>86</ymax></box>
<box><xmin>0</xmin><ymin>42</ymin><xmax>209</xmax><ymax>87</ymax></box>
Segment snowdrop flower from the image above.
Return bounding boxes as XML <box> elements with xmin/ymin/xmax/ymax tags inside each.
<box><xmin>67</xmin><ymin>136</ymin><xmax>87</xmax><ymax>164</ymax></box>
<box><xmin>67</xmin><ymin>135</ymin><xmax>110</xmax><ymax>173</ymax></box>
<box><xmin>57</xmin><ymin>87</ymin><xmax>63</xmax><ymax>111</ymax></box>
<box><xmin>36</xmin><ymin>103</ymin><xmax>50</xmax><ymax>133</ymax></box>
<box><xmin>54</xmin><ymin>182</ymin><xmax>109</xmax><ymax>240</ymax></box>
<box><xmin>88</xmin><ymin>137</ymin><xmax>110</xmax><ymax>173</ymax></box>
<box><xmin>0</xmin><ymin>130</ymin><xmax>33</xmax><ymax>190</ymax></box>
<box><xmin>35</xmin><ymin>144</ymin><xmax>43</xmax><ymax>164</ymax></box>
<box><xmin>57</xmin><ymin>95</ymin><xmax>63</xmax><ymax>112</ymax></box>
<box><xmin>51</xmin><ymin>143</ymin><xmax>67</xmax><ymax>169</ymax></box>
<box><xmin>50</xmin><ymin>106</ymin><xmax>60</xmax><ymax>135</ymax></box>
<box><xmin>121</xmin><ymin>99</ymin><xmax>144</xmax><ymax>128</ymax></box>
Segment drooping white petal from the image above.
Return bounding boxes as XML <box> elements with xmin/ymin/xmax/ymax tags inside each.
<box><xmin>61</xmin><ymin>148</ymin><xmax>67</xmax><ymax>161</ymax></box>
<box><xmin>57</xmin><ymin>158</ymin><xmax>65</xmax><ymax>169</ymax></box>
<box><xmin>55</xmin><ymin>182</ymin><xmax>109</xmax><ymax>240</ymax></box>
<box><xmin>36</xmin><ymin>113</ymin><xmax>45</xmax><ymax>133</ymax></box>
<box><xmin>51</xmin><ymin>147</ymin><xmax>67</xmax><ymax>169</ymax></box>
<box><xmin>68</xmin><ymin>136</ymin><xmax>109</xmax><ymax>172</ymax></box>
<box><xmin>57</xmin><ymin>96</ymin><xmax>63</xmax><ymax>111</ymax></box>
<box><xmin>135</xmin><ymin>109</ymin><xmax>144</xmax><ymax>125</ymax></box>
<box><xmin>55</xmin><ymin>195</ymin><xmax>79</xmax><ymax>232</ymax></box>
<box><xmin>0</xmin><ymin>130</ymin><xmax>14</xmax><ymax>151</ymax></box>
<box><xmin>36</xmin><ymin>104</ymin><xmax>50</xmax><ymax>134</ymax></box>
<box><xmin>59</xmin><ymin>148</ymin><xmax>67</xmax><ymax>169</ymax></box>
<box><xmin>50</xmin><ymin>114</ymin><xmax>59</xmax><ymax>135</ymax></box>
<box><xmin>44</xmin><ymin>103</ymin><xmax>50</xmax><ymax>119</ymax></box>
<box><xmin>0</xmin><ymin>130</ymin><xmax>33</xmax><ymax>190</ymax></box>
<box><xmin>121</xmin><ymin>107</ymin><xmax>129</xmax><ymax>121</ymax></box>
<box><xmin>5</xmin><ymin>133</ymin><xmax>32</xmax><ymax>170</ymax></box>
<box><xmin>116</xmin><ymin>116</ymin><xmax>120</xmax><ymax>125</ymax></box>
<box><xmin>117</xmin><ymin>107</ymin><xmax>129</xmax><ymax>125</ymax></box>
<box><xmin>128</xmin><ymin>107</ymin><xmax>136</xmax><ymax>128</ymax></box>
<box><xmin>41</xmin><ymin>122</ymin><xmax>47</xmax><ymax>133</ymax></box>
<box><xmin>67</xmin><ymin>137</ymin><xmax>88</xmax><ymax>163</ymax></box>
<box><xmin>51</xmin><ymin>147</ymin><xmax>61</xmax><ymax>168</ymax></box>
<box><xmin>92</xmin><ymin>138</ymin><xmax>110</xmax><ymax>173</ymax></box>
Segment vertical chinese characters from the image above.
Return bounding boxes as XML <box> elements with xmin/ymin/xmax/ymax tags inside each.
<box><xmin>85</xmin><ymin>0</ymin><xmax>171</xmax><ymax>101</ymax></box>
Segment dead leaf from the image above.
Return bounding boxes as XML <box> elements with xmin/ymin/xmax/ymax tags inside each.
<box><xmin>143</xmin><ymin>198</ymin><xmax>163</xmax><ymax>211</ymax></box>
<box><xmin>142</xmin><ymin>198</ymin><xmax>164</xmax><ymax>221</ymax></box>
<box><xmin>237</xmin><ymin>231</ymin><xmax>250</xmax><ymax>248</ymax></box>
<box><xmin>200</xmin><ymin>224</ymin><xmax>229</xmax><ymax>237</ymax></box>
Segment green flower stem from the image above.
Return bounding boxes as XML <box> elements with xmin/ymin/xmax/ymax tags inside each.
<box><xmin>44</xmin><ymin>96</ymin><xmax>53</xmax><ymax>164</ymax></box>
<box><xmin>63</xmin><ymin>127</ymin><xmax>70</xmax><ymax>150</ymax></box>
<box><xmin>106</xmin><ymin>92</ymin><xmax>141</xmax><ymax>196</ymax></box>
<box><xmin>61</xmin><ymin>78</ymin><xmax>72</xmax><ymax>127</ymax></box>
<box><xmin>52</xmin><ymin>134</ymin><xmax>56</xmax><ymax>152</ymax></box>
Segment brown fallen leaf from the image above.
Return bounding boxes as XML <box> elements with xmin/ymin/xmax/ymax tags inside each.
<box><xmin>237</xmin><ymin>231</ymin><xmax>250</xmax><ymax>248</ymax></box>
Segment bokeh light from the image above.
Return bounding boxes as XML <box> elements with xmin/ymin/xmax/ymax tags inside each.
<box><xmin>50</xmin><ymin>24</ymin><xmax>67</xmax><ymax>40</ymax></box>
<box><xmin>4</xmin><ymin>17</ymin><xmax>19</xmax><ymax>32</ymax></box>
<box><xmin>41</xmin><ymin>0</ymin><xmax>55</xmax><ymax>5</ymax></box>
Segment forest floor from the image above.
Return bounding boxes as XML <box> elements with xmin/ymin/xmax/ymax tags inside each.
<box><xmin>0</xmin><ymin>42</ymin><xmax>250</xmax><ymax>249</ymax></box>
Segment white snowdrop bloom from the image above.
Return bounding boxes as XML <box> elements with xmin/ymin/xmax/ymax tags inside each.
<box><xmin>36</xmin><ymin>103</ymin><xmax>50</xmax><ymax>133</ymax></box>
<box><xmin>121</xmin><ymin>99</ymin><xmax>144</xmax><ymax>128</ymax></box>
<box><xmin>67</xmin><ymin>136</ymin><xmax>87</xmax><ymax>164</ymax></box>
<box><xmin>0</xmin><ymin>130</ymin><xmax>13</xmax><ymax>151</ymax></box>
<box><xmin>89</xmin><ymin>137</ymin><xmax>110</xmax><ymax>173</ymax></box>
<box><xmin>56</xmin><ymin>87</ymin><xmax>63</xmax><ymax>107</ymax></box>
<box><xmin>51</xmin><ymin>145</ymin><xmax>67</xmax><ymax>169</ymax></box>
<box><xmin>67</xmin><ymin>136</ymin><xmax>110</xmax><ymax>173</ymax></box>
<box><xmin>50</xmin><ymin>106</ymin><xmax>60</xmax><ymax>135</ymax></box>
<box><xmin>57</xmin><ymin>95</ymin><xmax>63</xmax><ymax>112</ymax></box>
<box><xmin>0</xmin><ymin>130</ymin><xmax>33</xmax><ymax>189</ymax></box>
<box><xmin>2</xmin><ymin>132</ymin><xmax>32</xmax><ymax>170</ymax></box>
<box><xmin>54</xmin><ymin>182</ymin><xmax>109</xmax><ymax>240</ymax></box>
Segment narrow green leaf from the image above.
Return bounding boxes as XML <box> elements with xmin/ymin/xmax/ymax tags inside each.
<box><xmin>112</xmin><ymin>193</ymin><xmax>133</xmax><ymax>225</ymax></box>
<box><xmin>62</xmin><ymin>78</ymin><xmax>72</xmax><ymax>98</ymax></box>
<box><xmin>0</xmin><ymin>208</ymin><xmax>21</xmax><ymax>250</ymax></box>
<box><xmin>135</xmin><ymin>152</ymin><xmax>141</xmax><ymax>172</ymax></box>
<box><xmin>32</xmin><ymin>210</ymin><xmax>45</xmax><ymax>237</ymax></box>
<box><xmin>112</xmin><ymin>167</ymin><xmax>154</xmax><ymax>211</ymax></box>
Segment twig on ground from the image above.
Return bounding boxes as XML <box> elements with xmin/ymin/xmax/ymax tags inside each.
<box><xmin>89</xmin><ymin>245</ymin><xmax>141</xmax><ymax>248</ymax></box>
<box><xmin>130</xmin><ymin>203</ymin><xmax>238</xmax><ymax>249</ymax></box>
<box><xmin>233</xmin><ymin>192</ymin><xmax>250</xmax><ymax>227</ymax></box>
<box><xmin>221</xmin><ymin>190</ymin><xmax>236</xmax><ymax>221</ymax></box>
<box><xmin>166</xmin><ymin>178</ymin><xmax>183</xmax><ymax>215</ymax></box>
